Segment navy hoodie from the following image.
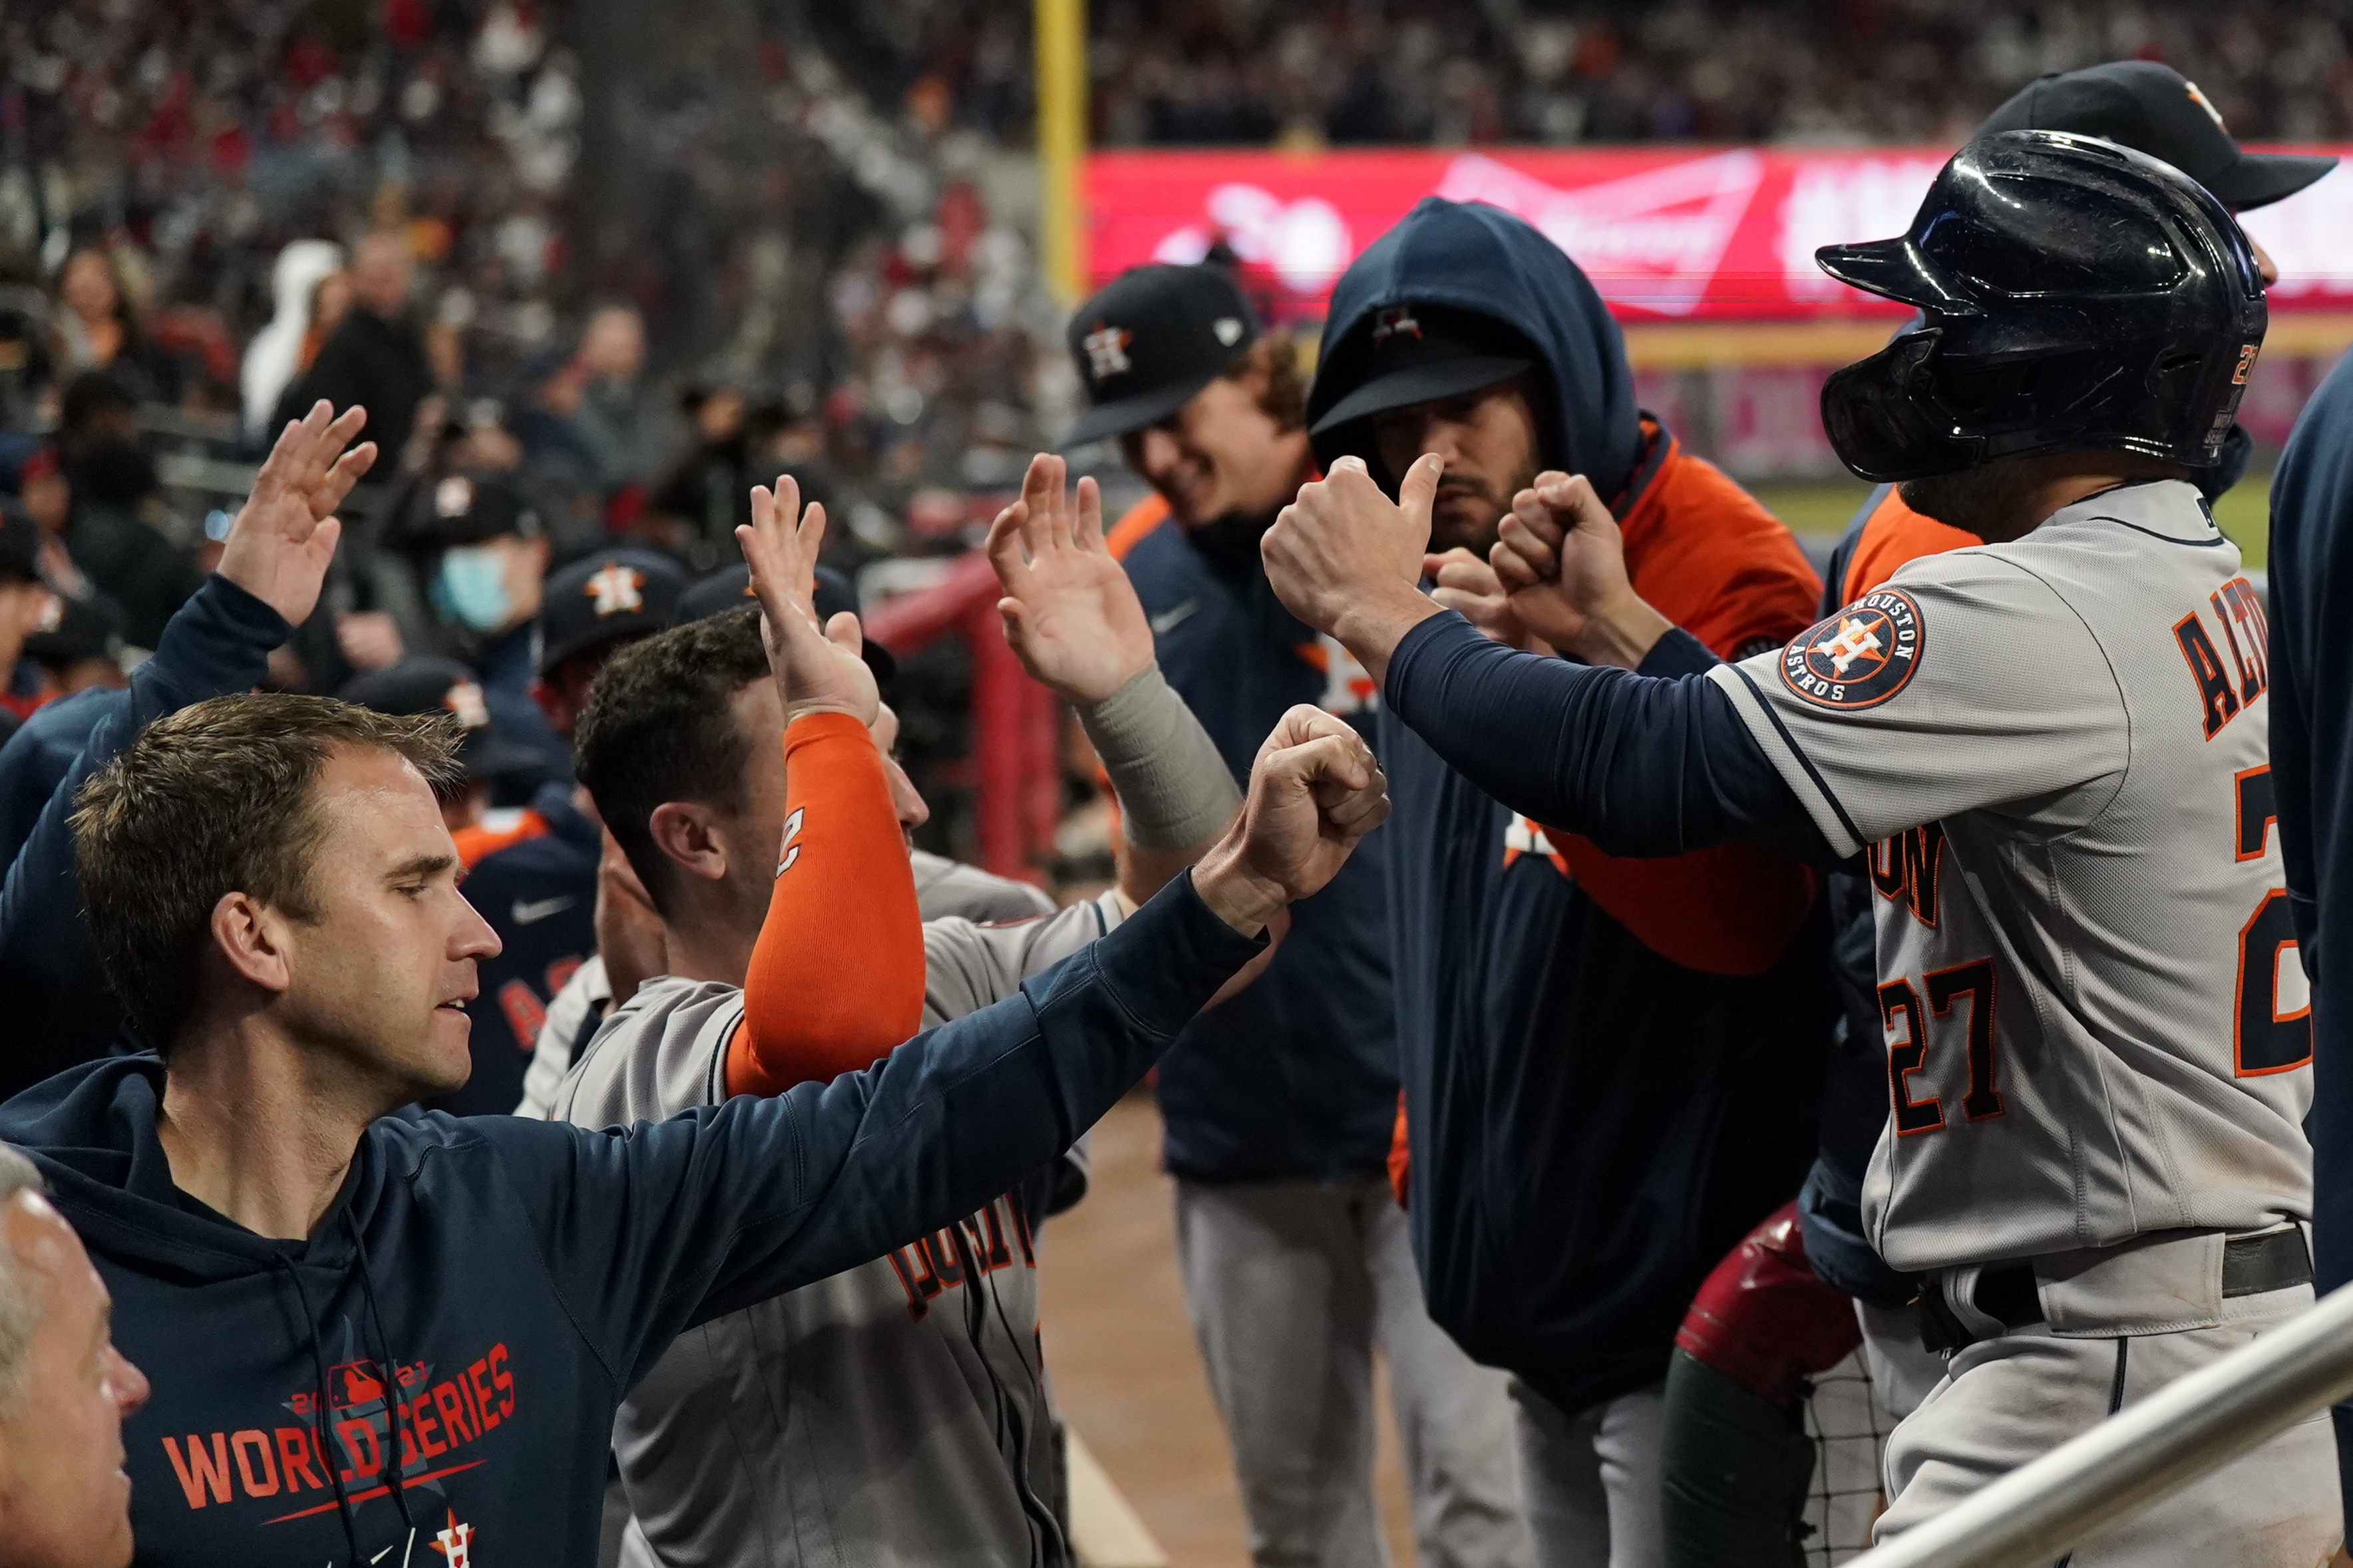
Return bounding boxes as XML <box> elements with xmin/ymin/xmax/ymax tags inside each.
<box><xmin>2264</xmin><ymin>344</ymin><xmax>2353</xmax><ymax>1508</ymax></box>
<box><xmin>0</xmin><ymin>577</ymin><xmax>287</xmax><ymax>1092</ymax></box>
<box><xmin>0</xmin><ymin>870</ymin><xmax>1262</xmax><ymax>1567</ymax></box>
<box><xmin>1312</xmin><ymin>198</ymin><xmax>1831</xmax><ymax>1416</ymax></box>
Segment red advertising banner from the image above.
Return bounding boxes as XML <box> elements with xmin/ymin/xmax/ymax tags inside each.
<box><xmin>1084</xmin><ymin>147</ymin><xmax>2353</xmax><ymax>325</ymax></box>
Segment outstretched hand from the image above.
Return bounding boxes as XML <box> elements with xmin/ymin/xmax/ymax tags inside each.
<box><xmin>217</xmin><ymin>400</ymin><xmax>377</xmax><ymax>626</ymax></box>
<box><xmin>1261</xmin><ymin>454</ymin><xmax>1445</xmax><ymax>681</ymax></box>
<box><xmin>1192</xmin><ymin>705</ymin><xmax>1390</xmax><ymax>935</ymax></box>
<box><xmin>737</xmin><ymin>474</ymin><xmax>878</xmax><ymax>725</ymax></box>
<box><xmin>1489</xmin><ymin>472</ymin><xmax>1671</xmax><ymax>670</ymax></box>
<box><xmin>986</xmin><ymin>454</ymin><xmax>1155</xmax><ymax>705</ymax></box>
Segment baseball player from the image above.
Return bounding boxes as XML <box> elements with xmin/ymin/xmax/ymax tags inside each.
<box><xmin>512</xmin><ymin>558</ymin><xmax>949</xmax><ymax>1118</ymax></box>
<box><xmin>549</xmin><ymin>473</ymin><xmax>1332</xmax><ymax>1566</ymax></box>
<box><xmin>1659</xmin><ymin>63</ymin><xmax>2338</xmax><ymax>1565</ymax></box>
<box><xmin>1288</xmin><ymin>195</ymin><xmax>1833</xmax><ymax>1568</ymax></box>
<box><xmin>1262</xmin><ymin>130</ymin><xmax>2330</xmax><ymax>1563</ymax></box>
<box><xmin>1066</xmin><ymin>261</ymin><xmax>1530</xmax><ymax>1568</ymax></box>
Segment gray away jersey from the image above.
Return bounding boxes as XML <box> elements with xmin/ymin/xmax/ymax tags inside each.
<box><xmin>1710</xmin><ymin>480</ymin><xmax>2312</xmax><ymax>1275</ymax></box>
<box><xmin>549</xmin><ymin>884</ymin><xmax>1125</xmax><ymax>1568</ymax></box>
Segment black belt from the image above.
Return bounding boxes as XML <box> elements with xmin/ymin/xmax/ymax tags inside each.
<box><xmin>1915</xmin><ymin>1227</ymin><xmax>2312</xmax><ymax>1353</ymax></box>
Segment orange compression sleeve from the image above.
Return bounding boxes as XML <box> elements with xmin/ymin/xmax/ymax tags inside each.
<box><xmin>723</xmin><ymin>710</ymin><xmax>926</xmax><ymax>1098</ymax></box>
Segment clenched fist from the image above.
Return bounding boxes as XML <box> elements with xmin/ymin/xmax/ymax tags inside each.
<box><xmin>1260</xmin><ymin>455</ymin><xmax>1444</xmax><ymax>679</ymax></box>
<box><xmin>1192</xmin><ymin>705</ymin><xmax>1391</xmax><ymax>935</ymax></box>
<box><xmin>1489</xmin><ymin>471</ymin><xmax>1671</xmax><ymax>670</ymax></box>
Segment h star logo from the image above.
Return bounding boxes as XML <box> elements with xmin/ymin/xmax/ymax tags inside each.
<box><xmin>583</xmin><ymin>563</ymin><xmax>643</xmax><ymax>617</ymax></box>
<box><xmin>1813</xmin><ymin>615</ymin><xmax>1886</xmax><ymax>679</ymax></box>
<box><xmin>1081</xmin><ymin>324</ymin><xmax>1133</xmax><ymax>381</ymax></box>
<box><xmin>429</xmin><ymin>1512</ymin><xmax>474</xmax><ymax>1567</ymax></box>
<box><xmin>1297</xmin><ymin>635</ymin><xmax>1379</xmax><ymax>715</ymax></box>
<box><xmin>1502</xmin><ymin>815</ymin><xmax>1569</xmax><ymax>875</ymax></box>
<box><xmin>442</xmin><ymin>680</ymin><xmax>491</xmax><ymax>731</ymax></box>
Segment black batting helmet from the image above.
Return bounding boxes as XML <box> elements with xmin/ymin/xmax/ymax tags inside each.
<box><xmin>1817</xmin><ymin>130</ymin><xmax>2267</xmax><ymax>483</ymax></box>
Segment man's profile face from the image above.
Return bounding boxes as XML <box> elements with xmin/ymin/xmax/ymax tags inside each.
<box><xmin>1368</xmin><ymin>379</ymin><xmax>1542</xmax><ymax>554</ymax></box>
<box><xmin>0</xmin><ymin>1191</ymin><xmax>149</xmax><ymax>1568</ymax></box>
<box><xmin>270</xmin><ymin>748</ymin><xmax>499</xmax><ymax>1101</ymax></box>
<box><xmin>1119</xmin><ymin>372</ymin><xmax>1306</xmax><ymax>532</ymax></box>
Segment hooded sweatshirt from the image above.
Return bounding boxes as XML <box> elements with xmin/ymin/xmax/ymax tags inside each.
<box><xmin>0</xmin><ymin>869</ymin><xmax>1262</xmax><ymax>1568</ymax></box>
<box><xmin>1310</xmin><ymin>198</ymin><xmax>1833</xmax><ymax>1416</ymax></box>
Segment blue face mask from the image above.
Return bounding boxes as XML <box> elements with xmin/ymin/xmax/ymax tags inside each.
<box><xmin>434</xmin><ymin>546</ymin><xmax>513</xmax><ymax>633</ymax></box>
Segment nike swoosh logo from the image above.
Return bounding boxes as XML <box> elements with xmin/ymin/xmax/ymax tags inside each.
<box><xmin>1149</xmin><ymin>601</ymin><xmax>1199</xmax><ymax>636</ymax></box>
<box><xmin>511</xmin><ymin>895</ymin><xmax>578</xmax><ymax>925</ymax></box>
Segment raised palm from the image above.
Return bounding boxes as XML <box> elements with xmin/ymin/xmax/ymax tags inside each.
<box><xmin>738</xmin><ymin>474</ymin><xmax>878</xmax><ymax>724</ymax></box>
<box><xmin>986</xmin><ymin>454</ymin><xmax>1154</xmax><ymax>706</ymax></box>
<box><xmin>216</xmin><ymin>400</ymin><xmax>377</xmax><ymax>626</ymax></box>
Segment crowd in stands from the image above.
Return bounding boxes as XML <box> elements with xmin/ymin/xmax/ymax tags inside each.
<box><xmin>820</xmin><ymin>0</ymin><xmax>2353</xmax><ymax>148</ymax></box>
<box><xmin>0</xmin><ymin>0</ymin><xmax>1079</xmax><ymax>840</ymax></box>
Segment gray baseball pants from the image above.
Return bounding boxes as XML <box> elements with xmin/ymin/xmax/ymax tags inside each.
<box><xmin>1877</xmin><ymin>1283</ymin><xmax>2340</xmax><ymax>1565</ymax></box>
<box><xmin>1510</xmin><ymin>1382</ymin><xmax>1666</xmax><ymax>1568</ymax></box>
<box><xmin>1173</xmin><ymin>1175</ymin><xmax>1533</xmax><ymax>1568</ymax></box>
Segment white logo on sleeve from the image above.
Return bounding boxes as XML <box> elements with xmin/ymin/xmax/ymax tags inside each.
<box><xmin>1149</xmin><ymin>600</ymin><xmax>1200</xmax><ymax>636</ymax></box>
<box><xmin>777</xmin><ymin>806</ymin><xmax>805</xmax><ymax>876</ymax></box>
<box><xmin>512</xmin><ymin>895</ymin><xmax>578</xmax><ymax>925</ymax></box>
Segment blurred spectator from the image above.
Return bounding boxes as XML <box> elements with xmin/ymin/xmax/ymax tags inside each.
<box><xmin>53</xmin><ymin>374</ymin><xmax>198</xmax><ymax>649</ymax></box>
<box><xmin>293</xmin><ymin>232</ymin><xmax>436</xmax><ymax>484</ymax></box>
<box><xmin>403</xmin><ymin>470</ymin><xmax>569</xmax><ymax>790</ymax></box>
<box><xmin>49</xmin><ymin>247</ymin><xmax>180</xmax><ymax>407</ymax></box>
<box><xmin>570</xmin><ymin>303</ymin><xmax>672</xmax><ymax>498</ymax></box>
<box><xmin>240</xmin><ymin>241</ymin><xmax>345</xmax><ymax>440</ymax></box>
<box><xmin>639</xmin><ymin>383</ymin><xmax>767</xmax><ymax>572</ymax></box>
<box><xmin>21</xmin><ymin>595</ymin><xmax>128</xmax><ymax>705</ymax></box>
<box><xmin>0</xmin><ymin>507</ymin><xmax>56</xmax><ymax>742</ymax></box>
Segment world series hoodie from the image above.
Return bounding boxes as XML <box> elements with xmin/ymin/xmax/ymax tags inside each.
<box><xmin>0</xmin><ymin>871</ymin><xmax>1262</xmax><ymax>1568</ymax></box>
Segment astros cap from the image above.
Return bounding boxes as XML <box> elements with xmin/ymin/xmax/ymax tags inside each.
<box><xmin>408</xmin><ymin>471</ymin><xmax>542</xmax><ymax>549</ymax></box>
<box><xmin>1061</xmin><ymin>264</ymin><xmax>1260</xmax><ymax>448</ymax></box>
<box><xmin>338</xmin><ymin>657</ymin><xmax>545</xmax><ymax>782</ymax></box>
<box><xmin>673</xmin><ymin>563</ymin><xmax>897</xmax><ymax>683</ymax></box>
<box><xmin>1978</xmin><ymin>61</ymin><xmax>2334</xmax><ymax>210</ymax></box>
<box><xmin>534</xmin><ymin>548</ymin><xmax>686</xmax><ymax>676</ymax></box>
<box><xmin>1308</xmin><ymin>303</ymin><xmax>1536</xmax><ymax>437</ymax></box>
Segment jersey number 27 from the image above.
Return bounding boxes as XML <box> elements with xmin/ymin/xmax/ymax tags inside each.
<box><xmin>2235</xmin><ymin>765</ymin><xmax>2311</xmax><ymax>1078</ymax></box>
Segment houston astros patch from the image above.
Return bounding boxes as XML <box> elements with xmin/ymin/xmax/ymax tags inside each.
<box><xmin>1779</xmin><ymin>589</ymin><xmax>1924</xmax><ymax>710</ymax></box>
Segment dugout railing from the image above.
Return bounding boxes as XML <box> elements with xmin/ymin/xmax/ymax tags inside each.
<box><xmin>1845</xmin><ymin>1279</ymin><xmax>2353</xmax><ymax>1568</ymax></box>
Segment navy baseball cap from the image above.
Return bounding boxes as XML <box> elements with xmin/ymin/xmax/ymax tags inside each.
<box><xmin>23</xmin><ymin>592</ymin><xmax>121</xmax><ymax>671</ymax></box>
<box><xmin>1308</xmin><ymin>303</ymin><xmax>1536</xmax><ymax>437</ymax></box>
<box><xmin>675</xmin><ymin>563</ymin><xmax>897</xmax><ymax>683</ymax></box>
<box><xmin>1061</xmin><ymin>265</ymin><xmax>1260</xmax><ymax>448</ymax></box>
<box><xmin>1978</xmin><ymin>62</ymin><xmax>2334</xmax><ymax>210</ymax></box>
<box><xmin>409</xmin><ymin>472</ymin><xmax>541</xmax><ymax>549</ymax></box>
<box><xmin>534</xmin><ymin>548</ymin><xmax>686</xmax><ymax>675</ymax></box>
<box><xmin>338</xmin><ymin>657</ymin><xmax>545</xmax><ymax>782</ymax></box>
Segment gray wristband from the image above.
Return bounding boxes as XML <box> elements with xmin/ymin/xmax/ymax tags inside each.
<box><xmin>1078</xmin><ymin>665</ymin><xmax>1241</xmax><ymax>852</ymax></box>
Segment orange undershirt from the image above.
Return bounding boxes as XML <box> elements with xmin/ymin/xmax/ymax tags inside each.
<box><xmin>1540</xmin><ymin>428</ymin><xmax>1824</xmax><ymax>979</ymax></box>
<box><xmin>1392</xmin><ymin>430</ymin><xmax>1829</xmax><ymax>1206</ymax></box>
<box><xmin>722</xmin><ymin>711</ymin><xmax>926</xmax><ymax>1098</ymax></box>
<box><xmin>452</xmin><ymin>808</ymin><xmax>549</xmax><ymax>869</ymax></box>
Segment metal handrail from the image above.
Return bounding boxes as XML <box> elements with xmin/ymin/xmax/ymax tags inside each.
<box><xmin>1844</xmin><ymin>1281</ymin><xmax>2353</xmax><ymax>1568</ymax></box>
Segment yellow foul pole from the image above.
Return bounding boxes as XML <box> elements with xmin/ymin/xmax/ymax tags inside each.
<box><xmin>1034</xmin><ymin>0</ymin><xmax>1085</xmax><ymax>304</ymax></box>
